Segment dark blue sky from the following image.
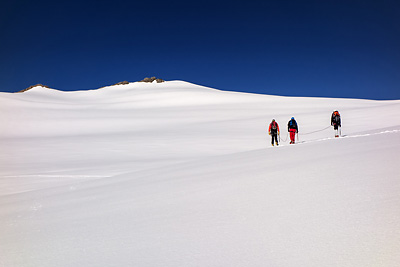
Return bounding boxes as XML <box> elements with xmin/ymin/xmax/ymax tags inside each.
<box><xmin>1</xmin><ymin>0</ymin><xmax>399</xmax><ymax>99</ymax></box>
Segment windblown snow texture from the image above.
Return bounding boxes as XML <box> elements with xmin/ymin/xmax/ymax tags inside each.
<box><xmin>1</xmin><ymin>81</ymin><xmax>399</xmax><ymax>267</ymax></box>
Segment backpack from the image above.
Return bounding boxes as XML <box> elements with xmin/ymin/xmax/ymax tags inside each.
<box><xmin>289</xmin><ymin>119</ymin><xmax>296</xmax><ymax>128</ymax></box>
<box><xmin>333</xmin><ymin>112</ymin><xmax>340</xmax><ymax>123</ymax></box>
<box><xmin>271</xmin><ymin>122</ymin><xmax>277</xmax><ymax>130</ymax></box>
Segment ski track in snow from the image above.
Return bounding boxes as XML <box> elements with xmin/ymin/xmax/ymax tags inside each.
<box><xmin>267</xmin><ymin>128</ymin><xmax>400</xmax><ymax>148</ymax></box>
<box><xmin>297</xmin><ymin>128</ymin><xmax>400</xmax><ymax>144</ymax></box>
<box><xmin>3</xmin><ymin>175</ymin><xmax>111</xmax><ymax>179</ymax></box>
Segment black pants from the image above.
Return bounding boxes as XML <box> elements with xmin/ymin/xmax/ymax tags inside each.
<box><xmin>333</xmin><ymin>123</ymin><xmax>340</xmax><ymax>130</ymax></box>
<box><xmin>271</xmin><ymin>133</ymin><xmax>278</xmax><ymax>145</ymax></box>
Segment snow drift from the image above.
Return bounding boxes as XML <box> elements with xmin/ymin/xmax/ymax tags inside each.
<box><xmin>1</xmin><ymin>81</ymin><xmax>399</xmax><ymax>267</ymax></box>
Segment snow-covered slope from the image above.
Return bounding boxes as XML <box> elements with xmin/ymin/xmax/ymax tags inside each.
<box><xmin>1</xmin><ymin>81</ymin><xmax>399</xmax><ymax>266</ymax></box>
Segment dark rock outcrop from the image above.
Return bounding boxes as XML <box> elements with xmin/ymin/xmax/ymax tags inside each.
<box><xmin>138</xmin><ymin>77</ymin><xmax>165</xmax><ymax>83</ymax></box>
<box><xmin>17</xmin><ymin>84</ymin><xmax>50</xmax><ymax>93</ymax></box>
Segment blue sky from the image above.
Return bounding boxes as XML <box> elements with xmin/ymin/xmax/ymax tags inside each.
<box><xmin>1</xmin><ymin>0</ymin><xmax>399</xmax><ymax>99</ymax></box>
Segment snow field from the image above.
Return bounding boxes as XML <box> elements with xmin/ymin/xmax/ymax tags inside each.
<box><xmin>1</xmin><ymin>81</ymin><xmax>399</xmax><ymax>266</ymax></box>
